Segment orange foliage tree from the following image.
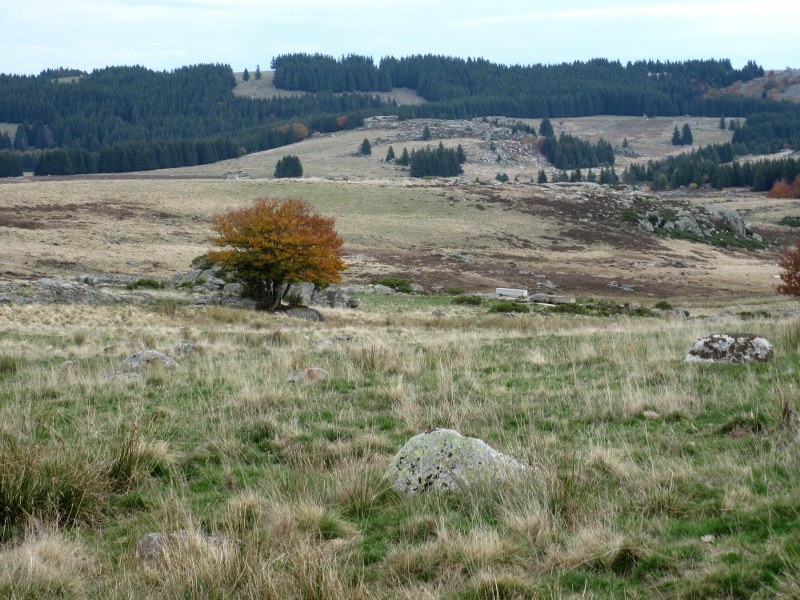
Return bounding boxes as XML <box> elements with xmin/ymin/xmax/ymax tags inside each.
<box><xmin>777</xmin><ymin>239</ymin><xmax>800</xmax><ymax>298</ymax></box>
<box><xmin>208</xmin><ymin>198</ymin><xmax>345</xmax><ymax>310</ymax></box>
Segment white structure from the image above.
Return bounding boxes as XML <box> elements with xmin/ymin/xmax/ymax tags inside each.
<box><xmin>496</xmin><ymin>287</ymin><xmax>528</xmax><ymax>298</ymax></box>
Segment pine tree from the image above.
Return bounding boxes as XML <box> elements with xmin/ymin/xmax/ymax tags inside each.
<box><xmin>456</xmin><ymin>144</ymin><xmax>466</xmax><ymax>164</ymax></box>
<box><xmin>385</xmin><ymin>146</ymin><xmax>395</xmax><ymax>161</ymax></box>
<box><xmin>671</xmin><ymin>126</ymin><xmax>682</xmax><ymax>146</ymax></box>
<box><xmin>719</xmin><ymin>116</ymin><xmax>726</xmax><ymax>129</ymax></box>
<box><xmin>421</xmin><ymin>125</ymin><xmax>431</xmax><ymax>141</ymax></box>
<box><xmin>360</xmin><ymin>138</ymin><xmax>371</xmax><ymax>156</ymax></box>
<box><xmin>242</xmin><ymin>68</ymin><xmax>250</xmax><ymax>82</ymax></box>
<box><xmin>537</xmin><ymin>169</ymin><xmax>548</xmax><ymax>183</ymax></box>
<box><xmin>398</xmin><ymin>147</ymin><xmax>410</xmax><ymax>166</ymax></box>
<box><xmin>539</xmin><ymin>118</ymin><xmax>555</xmax><ymax>137</ymax></box>
<box><xmin>622</xmin><ymin>137</ymin><xmax>629</xmax><ymax>149</ymax></box>
<box><xmin>255</xmin><ymin>65</ymin><xmax>262</xmax><ymax>80</ymax></box>
<box><xmin>274</xmin><ymin>155</ymin><xmax>302</xmax><ymax>178</ymax></box>
<box><xmin>681</xmin><ymin>123</ymin><xmax>693</xmax><ymax>145</ymax></box>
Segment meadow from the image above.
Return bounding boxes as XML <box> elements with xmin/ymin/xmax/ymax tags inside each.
<box><xmin>1</xmin><ymin>114</ymin><xmax>800</xmax><ymax>597</ymax></box>
<box><xmin>1</xmin><ymin>294</ymin><xmax>799</xmax><ymax>598</ymax></box>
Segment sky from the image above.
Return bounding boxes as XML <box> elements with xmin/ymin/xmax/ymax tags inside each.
<box><xmin>2</xmin><ymin>0</ymin><xmax>798</xmax><ymax>75</ymax></box>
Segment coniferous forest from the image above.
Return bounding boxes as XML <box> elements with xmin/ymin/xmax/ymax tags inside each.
<box><xmin>0</xmin><ymin>56</ymin><xmax>799</xmax><ymax>184</ymax></box>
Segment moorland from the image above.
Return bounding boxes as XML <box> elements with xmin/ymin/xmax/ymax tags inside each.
<box><xmin>1</xmin><ymin>56</ymin><xmax>800</xmax><ymax>598</ymax></box>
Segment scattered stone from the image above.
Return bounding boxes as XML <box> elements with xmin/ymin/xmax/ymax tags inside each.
<box><xmin>122</xmin><ymin>350</ymin><xmax>179</xmax><ymax>369</ymax></box>
<box><xmin>410</xmin><ymin>283</ymin><xmax>425</xmax><ymax>293</ymax></box>
<box><xmin>172</xmin><ymin>342</ymin><xmax>197</xmax><ymax>354</ymax></box>
<box><xmin>432</xmin><ymin>309</ymin><xmax>446</xmax><ymax>317</ymax></box>
<box><xmin>684</xmin><ymin>333</ymin><xmax>774</xmax><ymax>364</ymax></box>
<box><xmin>100</xmin><ymin>370</ymin><xmax>142</xmax><ymax>382</ymax></box>
<box><xmin>286</xmin><ymin>368</ymin><xmax>331</xmax><ymax>383</ymax></box>
<box><xmin>384</xmin><ymin>428</ymin><xmax>526</xmax><ymax>495</ymax></box>
<box><xmin>701</xmin><ymin>535</ymin><xmax>715</xmax><ymax>544</ymax></box>
<box><xmin>706</xmin><ymin>311</ymin><xmax>741</xmax><ymax>323</ymax></box>
<box><xmin>135</xmin><ymin>530</ymin><xmax>235</xmax><ymax>559</ymax></box>
<box><xmin>285</xmin><ymin>307</ymin><xmax>325</xmax><ymax>322</ymax></box>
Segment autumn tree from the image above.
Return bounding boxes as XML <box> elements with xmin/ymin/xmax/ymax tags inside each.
<box><xmin>208</xmin><ymin>198</ymin><xmax>345</xmax><ymax>310</ymax></box>
<box><xmin>777</xmin><ymin>239</ymin><xmax>800</xmax><ymax>298</ymax></box>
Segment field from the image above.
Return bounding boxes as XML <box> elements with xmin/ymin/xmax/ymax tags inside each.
<box><xmin>2</xmin><ymin>116</ymin><xmax>800</xmax><ymax>597</ymax></box>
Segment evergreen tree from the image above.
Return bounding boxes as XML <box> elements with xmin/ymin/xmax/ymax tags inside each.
<box><xmin>0</xmin><ymin>151</ymin><xmax>23</xmax><ymax>177</ymax></box>
<box><xmin>681</xmin><ymin>123</ymin><xmax>693</xmax><ymax>145</ymax></box>
<box><xmin>385</xmin><ymin>145</ymin><xmax>395</xmax><ymax>161</ymax></box>
<box><xmin>421</xmin><ymin>125</ymin><xmax>431</xmax><ymax>141</ymax></box>
<box><xmin>622</xmin><ymin>137</ymin><xmax>629</xmax><ymax>149</ymax></box>
<box><xmin>539</xmin><ymin>117</ymin><xmax>555</xmax><ymax>137</ymax></box>
<box><xmin>537</xmin><ymin>169</ymin><xmax>548</xmax><ymax>183</ymax></box>
<box><xmin>242</xmin><ymin>68</ymin><xmax>250</xmax><ymax>82</ymax></box>
<box><xmin>398</xmin><ymin>147</ymin><xmax>410</xmax><ymax>166</ymax></box>
<box><xmin>671</xmin><ymin>126</ymin><xmax>682</xmax><ymax>146</ymax></box>
<box><xmin>456</xmin><ymin>144</ymin><xmax>466</xmax><ymax>164</ymax></box>
<box><xmin>719</xmin><ymin>116</ymin><xmax>726</xmax><ymax>129</ymax></box>
<box><xmin>0</xmin><ymin>132</ymin><xmax>11</xmax><ymax>150</ymax></box>
<box><xmin>13</xmin><ymin>125</ymin><xmax>27</xmax><ymax>151</ymax></box>
<box><xmin>360</xmin><ymin>138</ymin><xmax>372</xmax><ymax>155</ymax></box>
<box><xmin>495</xmin><ymin>172</ymin><xmax>509</xmax><ymax>182</ymax></box>
<box><xmin>255</xmin><ymin>65</ymin><xmax>262</xmax><ymax>80</ymax></box>
<box><xmin>274</xmin><ymin>155</ymin><xmax>302</xmax><ymax>178</ymax></box>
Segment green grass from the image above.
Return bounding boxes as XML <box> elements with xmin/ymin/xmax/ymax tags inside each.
<box><xmin>0</xmin><ymin>299</ymin><xmax>798</xmax><ymax>597</ymax></box>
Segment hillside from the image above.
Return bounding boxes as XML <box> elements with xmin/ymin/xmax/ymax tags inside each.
<box><xmin>2</xmin><ymin>116</ymin><xmax>796</xmax><ymax>303</ymax></box>
<box><xmin>722</xmin><ymin>68</ymin><xmax>800</xmax><ymax>103</ymax></box>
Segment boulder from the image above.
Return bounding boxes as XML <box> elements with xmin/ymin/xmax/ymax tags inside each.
<box><xmin>286</xmin><ymin>367</ymin><xmax>331</xmax><ymax>383</ymax></box>
<box><xmin>122</xmin><ymin>350</ymin><xmax>179</xmax><ymax>369</ymax></box>
<box><xmin>172</xmin><ymin>342</ymin><xmax>197</xmax><ymax>355</ymax></box>
<box><xmin>286</xmin><ymin>281</ymin><xmax>316</xmax><ymax>305</ymax></box>
<box><xmin>715</xmin><ymin>207</ymin><xmax>747</xmax><ymax>237</ymax></box>
<box><xmin>684</xmin><ymin>333</ymin><xmax>773</xmax><ymax>364</ymax></box>
<box><xmin>384</xmin><ymin>428</ymin><xmax>525</xmax><ymax>495</ymax></box>
<box><xmin>528</xmin><ymin>293</ymin><xmax>576</xmax><ymax>305</ymax></box>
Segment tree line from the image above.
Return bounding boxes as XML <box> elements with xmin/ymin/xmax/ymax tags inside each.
<box><xmin>623</xmin><ymin>143</ymin><xmax>800</xmax><ymax>192</ymax></box>
<box><xmin>272</xmin><ymin>54</ymin><xmax>770</xmax><ymax>119</ymax></box>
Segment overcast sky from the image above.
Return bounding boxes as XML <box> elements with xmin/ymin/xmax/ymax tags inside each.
<box><xmin>2</xmin><ymin>0</ymin><xmax>798</xmax><ymax>75</ymax></box>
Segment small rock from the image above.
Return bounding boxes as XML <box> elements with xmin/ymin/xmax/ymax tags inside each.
<box><xmin>286</xmin><ymin>368</ymin><xmax>331</xmax><ymax>383</ymax></box>
<box><xmin>701</xmin><ymin>535</ymin><xmax>715</xmax><ymax>544</ymax></box>
<box><xmin>642</xmin><ymin>410</ymin><xmax>659</xmax><ymax>420</ymax></box>
<box><xmin>172</xmin><ymin>342</ymin><xmax>197</xmax><ymax>354</ymax></box>
<box><xmin>285</xmin><ymin>307</ymin><xmax>325</xmax><ymax>322</ymax></box>
<box><xmin>135</xmin><ymin>530</ymin><xmax>234</xmax><ymax>559</ymax></box>
<box><xmin>432</xmin><ymin>309</ymin><xmax>446</xmax><ymax>317</ymax></box>
<box><xmin>122</xmin><ymin>350</ymin><xmax>179</xmax><ymax>369</ymax></box>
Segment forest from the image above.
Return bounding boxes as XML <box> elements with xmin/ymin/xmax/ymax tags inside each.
<box><xmin>0</xmin><ymin>56</ymin><xmax>799</xmax><ymax>180</ymax></box>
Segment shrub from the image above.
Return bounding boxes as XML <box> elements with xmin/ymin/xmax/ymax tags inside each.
<box><xmin>489</xmin><ymin>300</ymin><xmax>529</xmax><ymax>313</ymax></box>
<box><xmin>777</xmin><ymin>239</ymin><xmax>800</xmax><ymax>297</ymax></box>
<box><xmin>125</xmin><ymin>278</ymin><xmax>164</xmax><ymax>290</ymax></box>
<box><xmin>445</xmin><ymin>286</ymin><xmax>465</xmax><ymax>295</ymax></box>
<box><xmin>451</xmin><ymin>295</ymin><xmax>483</xmax><ymax>306</ymax></box>
<box><xmin>654</xmin><ymin>300</ymin><xmax>673</xmax><ymax>310</ymax></box>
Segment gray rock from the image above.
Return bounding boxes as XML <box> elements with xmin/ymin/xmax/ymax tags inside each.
<box><xmin>172</xmin><ymin>342</ymin><xmax>197</xmax><ymax>354</ymax></box>
<box><xmin>371</xmin><ymin>284</ymin><xmax>395</xmax><ymax>295</ymax></box>
<box><xmin>222</xmin><ymin>282</ymin><xmax>243</xmax><ymax>296</ymax></box>
<box><xmin>135</xmin><ymin>530</ymin><xmax>234</xmax><ymax>559</ymax></box>
<box><xmin>311</xmin><ymin>285</ymin><xmax>352</xmax><ymax>309</ymax></box>
<box><xmin>286</xmin><ymin>281</ymin><xmax>316</xmax><ymax>305</ymax></box>
<box><xmin>706</xmin><ymin>311</ymin><xmax>740</xmax><ymax>323</ymax></box>
<box><xmin>122</xmin><ymin>350</ymin><xmax>179</xmax><ymax>369</ymax></box>
<box><xmin>385</xmin><ymin>429</ymin><xmax>525</xmax><ymax>495</ymax></box>
<box><xmin>410</xmin><ymin>283</ymin><xmax>425</xmax><ymax>293</ymax></box>
<box><xmin>347</xmin><ymin>298</ymin><xmax>362</xmax><ymax>308</ymax></box>
<box><xmin>528</xmin><ymin>293</ymin><xmax>575</xmax><ymax>305</ymax></box>
<box><xmin>286</xmin><ymin>307</ymin><xmax>325</xmax><ymax>322</ymax></box>
<box><xmin>674</xmin><ymin>215</ymin><xmax>704</xmax><ymax>237</ymax></box>
<box><xmin>286</xmin><ymin>367</ymin><xmax>331</xmax><ymax>383</ymax></box>
<box><xmin>684</xmin><ymin>333</ymin><xmax>774</xmax><ymax>364</ymax></box>
<box><xmin>432</xmin><ymin>309</ymin><xmax>446</xmax><ymax>317</ymax></box>
<box><xmin>715</xmin><ymin>207</ymin><xmax>747</xmax><ymax>237</ymax></box>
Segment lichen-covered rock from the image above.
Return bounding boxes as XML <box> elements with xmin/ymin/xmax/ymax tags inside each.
<box><xmin>122</xmin><ymin>350</ymin><xmax>179</xmax><ymax>369</ymax></box>
<box><xmin>285</xmin><ymin>307</ymin><xmax>325</xmax><ymax>322</ymax></box>
<box><xmin>684</xmin><ymin>333</ymin><xmax>773</xmax><ymax>364</ymax></box>
<box><xmin>384</xmin><ymin>429</ymin><xmax>525</xmax><ymax>495</ymax></box>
